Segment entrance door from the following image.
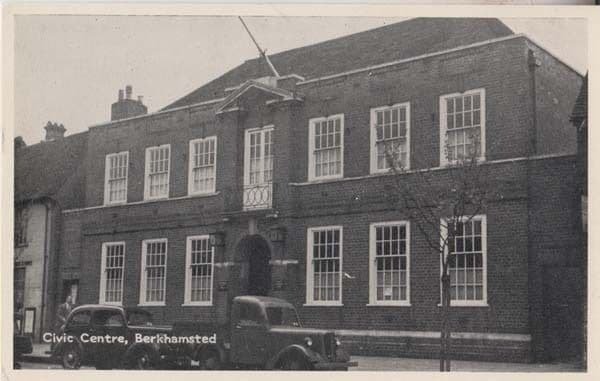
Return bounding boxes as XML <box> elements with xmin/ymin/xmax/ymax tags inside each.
<box><xmin>237</xmin><ymin>235</ymin><xmax>272</xmax><ymax>296</ymax></box>
<box><xmin>248</xmin><ymin>246</ymin><xmax>271</xmax><ymax>296</ymax></box>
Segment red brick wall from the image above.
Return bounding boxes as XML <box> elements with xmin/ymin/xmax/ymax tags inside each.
<box><xmin>527</xmin><ymin>41</ymin><xmax>582</xmax><ymax>156</ymax></box>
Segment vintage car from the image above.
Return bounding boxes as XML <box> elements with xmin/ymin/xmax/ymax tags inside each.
<box><xmin>180</xmin><ymin>296</ymin><xmax>357</xmax><ymax>370</ymax></box>
<box><xmin>53</xmin><ymin>296</ymin><xmax>356</xmax><ymax>370</ymax></box>
<box><xmin>52</xmin><ymin>305</ymin><xmax>184</xmax><ymax>369</ymax></box>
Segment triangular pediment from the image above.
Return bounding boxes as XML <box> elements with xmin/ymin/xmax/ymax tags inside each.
<box><xmin>216</xmin><ymin>80</ymin><xmax>301</xmax><ymax>114</ymax></box>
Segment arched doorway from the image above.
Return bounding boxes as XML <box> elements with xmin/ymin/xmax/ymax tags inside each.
<box><xmin>236</xmin><ymin>235</ymin><xmax>272</xmax><ymax>296</ymax></box>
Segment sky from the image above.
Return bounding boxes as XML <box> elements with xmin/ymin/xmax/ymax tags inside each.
<box><xmin>14</xmin><ymin>16</ymin><xmax>587</xmax><ymax>145</ymax></box>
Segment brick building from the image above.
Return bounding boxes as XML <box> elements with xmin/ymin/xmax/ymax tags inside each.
<box><xmin>54</xmin><ymin>18</ymin><xmax>585</xmax><ymax>362</ymax></box>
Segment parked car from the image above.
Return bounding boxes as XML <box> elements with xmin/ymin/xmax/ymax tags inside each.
<box><xmin>175</xmin><ymin>295</ymin><xmax>356</xmax><ymax>370</ymax></box>
<box><xmin>52</xmin><ymin>296</ymin><xmax>356</xmax><ymax>370</ymax></box>
<box><xmin>52</xmin><ymin>305</ymin><xmax>183</xmax><ymax>369</ymax></box>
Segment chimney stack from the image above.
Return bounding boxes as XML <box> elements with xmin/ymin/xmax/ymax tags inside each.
<box><xmin>14</xmin><ymin>136</ymin><xmax>26</xmax><ymax>150</ymax></box>
<box><xmin>44</xmin><ymin>121</ymin><xmax>66</xmax><ymax>141</ymax></box>
<box><xmin>111</xmin><ymin>85</ymin><xmax>148</xmax><ymax>121</ymax></box>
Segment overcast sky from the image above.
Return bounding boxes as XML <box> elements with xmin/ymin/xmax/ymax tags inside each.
<box><xmin>14</xmin><ymin>16</ymin><xmax>587</xmax><ymax>144</ymax></box>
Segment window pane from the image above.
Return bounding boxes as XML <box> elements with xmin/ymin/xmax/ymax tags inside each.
<box><xmin>374</xmin><ymin>224</ymin><xmax>408</xmax><ymax>302</ymax></box>
<box><xmin>311</xmin><ymin>228</ymin><xmax>341</xmax><ymax>302</ymax></box>
<box><xmin>103</xmin><ymin>243</ymin><xmax>125</xmax><ymax>303</ymax></box>
<box><xmin>143</xmin><ymin>241</ymin><xmax>167</xmax><ymax>303</ymax></box>
<box><xmin>447</xmin><ymin>217</ymin><xmax>485</xmax><ymax>302</ymax></box>
<box><xmin>188</xmin><ymin>237</ymin><xmax>213</xmax><ymax>302</ymax></box>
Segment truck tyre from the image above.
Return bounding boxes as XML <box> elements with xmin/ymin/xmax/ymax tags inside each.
<box><xmin>199</xmin><ymin>348</ymin><xmax>222</xmax><ymax>370</ymax></box>
<box><xmin>128</xmin><ymin>348</ymin><xmax>155</xmax><ymax>370</ymax></box>
<box><xmin>61</xmin><ymin>344</ymin><xmax>82</xmax><ymax>370</ymax></box>
<box><xmin>279</xmin><ymin>354</ymin><xmax>312</xmax><ymax>370</ymax></box>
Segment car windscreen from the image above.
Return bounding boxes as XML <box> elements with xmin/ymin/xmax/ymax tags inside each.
<box><xmin>266</xmin><ymin>307</ymin><xmax>300</xmax><ymax>327</ymax></box>
<box><xmin>126</xmin><ymin>309</ymin><xmax>153</xmax><ymax>326</ymax></box>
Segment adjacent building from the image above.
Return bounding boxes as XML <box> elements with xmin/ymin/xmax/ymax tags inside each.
<box><xmin>14</xmin><ymin>123</ymin><xmax>87</xmax><ymax>341</ymax></box>
<box><xmin>29</xmin><ymin>18</ymin><xmax>584</xmax><ymax>361</ymax></box>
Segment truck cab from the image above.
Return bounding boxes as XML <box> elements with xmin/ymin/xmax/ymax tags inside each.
<box><xmin>206</xmin><ymin>296</ymin><xmax>356</xmax><ymax>370</ymax></box>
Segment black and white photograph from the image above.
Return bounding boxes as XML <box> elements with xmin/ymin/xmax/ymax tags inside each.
<box><xmin>2</xmin><ymin>3</ymin><xmax>593</xmax><ymax>377</ymax></box>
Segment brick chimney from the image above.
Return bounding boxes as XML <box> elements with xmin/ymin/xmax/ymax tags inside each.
<box><xmin>111</xmin><ymin>85</ymin><xmax>148</xmax><ymax>121</ymax></box>
<box><xmin>14</xmin><ymin>136</ymin><xmax>26</xmax><ymax>150</ymax></box>
<box><xmin>44</xmin><ymin>121</ymin><xmax>66</xmax><ymax>141</ymax></box>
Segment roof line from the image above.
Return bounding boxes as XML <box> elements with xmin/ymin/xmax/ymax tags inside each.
<box><xmin>223</xmin><ymin>74</ymin><xmax>305</xmax><ymax>93</ymax></box>
<box><xmin>297</xmin><ymin>34</ymin><xmax>527</xmax><ymax>86</ymax></box>
<box><xmin>216</xmin><ymin>80</ymin><xmax>295</xmax><ymax>112</ymax></box>
<box><xmin>88</xmin><ymin>97</ymin><xmax>225</xmax><ymax>129</ymax></box>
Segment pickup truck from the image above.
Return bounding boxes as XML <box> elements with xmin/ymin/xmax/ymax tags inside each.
<box><xmin>182</xmin><ymin>295</ymin><xmax>356</xmax><ymax>370</ymax></box>
<box><xmin>53</xmin><ymin>296</ymin><xmax>356</xmax><ymax>370</ymax></box>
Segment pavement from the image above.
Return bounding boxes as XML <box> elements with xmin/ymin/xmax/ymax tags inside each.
<box><xmin>17</xmin><ymin>343</ymin><xmax>586</xmax><ymax>372</ymax></box>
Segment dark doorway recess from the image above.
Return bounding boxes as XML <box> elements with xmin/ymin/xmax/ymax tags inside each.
<box><xmin>238</xmin><ymin>235</ymin><xmax>272</xmax><ymax>296</ymax></box>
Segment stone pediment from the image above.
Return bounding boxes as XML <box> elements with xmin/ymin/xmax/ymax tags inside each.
<box><xmin>216</xmin><ymin>79</ymin><xmax>303</xmax><ymax>114</ymax></box>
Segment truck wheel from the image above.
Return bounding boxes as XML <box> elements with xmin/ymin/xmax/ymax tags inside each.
<box><xmin>199</xmin><ymin>349</ymin><xmax>221</xmax><ymax>370</ymax></box>
<box><xmin>280</xmin><ymin>354</ymin><xmax>311</xmax><ymax>370</ymax></box>
<box><xmin>129</xmin><ymin>348</ymin><xmax>155</xmax><ymax>370</ymax></box>
<box><xmin>61</xmin><ymin>344</ymin><xmax>82</xmax><ymax>370</ymax></box>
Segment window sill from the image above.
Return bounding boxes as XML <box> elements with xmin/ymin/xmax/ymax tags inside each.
<box><xmin>138</xmin><ymin>302</ymin><xmax>166</xmax><ymax>307</ymax></box>
<box><xmin>303</xmin><ymin>302</ymin><xmax>344</xmax><ymax>307</ymax></box>
<box><xmin>100</xmin><ymin>301</ymin><xmax>123</xmax><ymax>306</ymax></box>
<box><xmin>143</xmin><ymin>195</ymin><xmax>169</xmax><ymax>202</ymax></box>
<box><xmin>181</xmin><ymin>302</ymin><xmax>213</xmax><ymax>307</ymax></box>
<box><xmin>187</xmin><ymin>191</ymin><xmax>219</xmax><ymax>198</ymax></box>
<box><xmin>440</xmin><ymin>157</ymin><xmax>486</xmax><ymax>167</ymax></box>
<box><xmin>369</xmin><ymin>167</ymin><xmax>409</xmax><ymax>175</ymax></box>
<box><xmin>104</xmin><ymin>200</ymin><xmax>127</xmax><ymax>207</ymax></box>
<box><xmin>367</xmin><ymin>302</ymin><xmax>412</xmax><ymax>307</ymax></box>
<box><xmin>307</xmin><ymin>175</ymin><xmax>344</xmax><ymax>184</ymax></box>
<box><xmin>437</xmin><ymin>302</ymin><xmax>489</xmax><ymax>307</ymax></box>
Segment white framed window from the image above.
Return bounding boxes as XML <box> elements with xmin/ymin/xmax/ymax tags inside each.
<box><xmin>305</xmin><ymin>226</ymin><xmax>343</xmax><ymax>306</ymax></box>
<box><xmin>99</xmin><ymin>242</ymin><xmax>125</xmax><ymax>305</ymax></box>
<box><xmin>439</xmin><ymin>88</ymin><xmax>486</xmax><ymax>166</ymax></box>
<box><xmin>308</xmin><ymin>114</ymin><xmax>344</xmax><ymax>181</ymax></box>
<box><xmin>184</xmin><ymin>235</ymin><xmax>214</xmax><ymax>306</ymax></box>
<box><xmin>243</xmin><ymin>126</ymin><xmax>274</xmax><ymax>210</ymax></box>
<box><xmin>370</xmin><ymin>103</ymin><xmax>410</xmax><ymax>173</ymax></box>
<box><xmin>368</xmin><ymin>221</ymin><xmax>410</xmax><ymax>306</ymax></box>
<box><xmin>14</xmin><ymin>207</ymin><xmax>28</xmax><ymax>247</ymax></box>
<box><xmin>139</xmin><ymin>239</ymin><xmax>168</xmax><ymax>306</ymax></box>
<box><xmin>441</xmin><ymin>215</ymin><xmax>487</xmax><ymax>307</ymax></box>
<box><xmin>188</xmin><ymin>137</ymin><xmax>217</xmax><ymax>195</ymax></box>
<box><xmin>104</xmin><ymin>151</ymin><xmax>129</xmax><ymax>205</ymax></box>
<box><xmin>144</xmin><ymin>145</ymin><xmax>170</xmax><ymax>200</ymax></box>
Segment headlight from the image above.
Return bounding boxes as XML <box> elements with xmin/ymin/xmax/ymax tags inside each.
<box><xmin>304</xmin><ymin>337</ymin><xmax>313</xmax><ymax>347</ymax></box>
<box><xmin>335</xmin><ymin>337</ymin><xmax>341</xmax><ymax>347</ymax></box>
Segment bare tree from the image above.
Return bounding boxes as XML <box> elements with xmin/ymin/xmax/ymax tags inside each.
<box><xmin>382</xmin><ymin>129</ymin><xmax>494</xmax><ymax>371</ymax></box>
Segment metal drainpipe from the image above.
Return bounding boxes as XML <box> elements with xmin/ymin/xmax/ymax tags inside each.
<box><xmin>526</xmin><ymin>48</ymin><xmax>541</xmax><ymax>361</ymax></box>
<box><xmin>40</xmin><ymin>201</ymin><xmax>51</xmax><ymax>342</ymax></box>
